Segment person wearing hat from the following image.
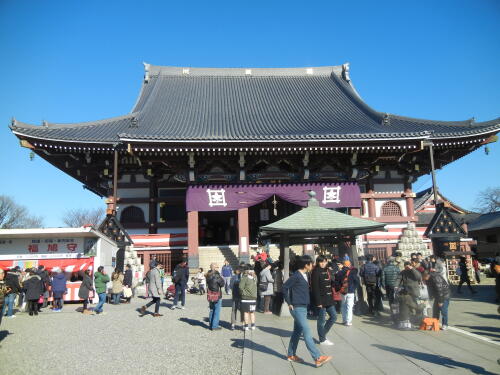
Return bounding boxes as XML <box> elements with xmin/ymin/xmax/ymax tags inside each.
<box><xmin>381</xmin><ymin>257</ymin><xmax>401</xmax><ymax>306</ymax></box>
<box><xmin>3</xmin><ymin>266</ymin><xmax>22</xmax><ymax>319</ymax></box>
<box><xmin>335</xmin><ymin>260</ymin><xmax>360</xmax><ymax>326</ymax></box>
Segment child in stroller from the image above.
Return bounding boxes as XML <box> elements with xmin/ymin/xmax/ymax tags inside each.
<box><xmin>165</xmin><ymin>284</ymin><xmax>176</xmax><ymax>300</ymax></box>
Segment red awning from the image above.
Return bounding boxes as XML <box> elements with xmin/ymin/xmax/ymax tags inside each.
<box><xmin>0</xmin><ymin>258</ymin><xmax>94</xmax><ymax>272</ymax></box>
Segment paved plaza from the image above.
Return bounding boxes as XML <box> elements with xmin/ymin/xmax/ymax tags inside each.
<box><xmin>1</xmin><ymin>281</ymin><xmax>499</xmax><ymax>375</ymax></box>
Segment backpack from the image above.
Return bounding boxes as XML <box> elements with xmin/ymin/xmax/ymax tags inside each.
<box><xmin>340</xmin><ymin>269</ymin><xmax>351</xmax><ymax>295</ymax></box>
<box><xmin>363</xmin><ymin>266</ymin><xmax>377</xmax><ymax>286</ymax></box>
<box><xmin>144</xmin><ymin>270</ymin><xmax>151</xmax><ymax>283</ymax></box>
<box><xmin>173</xmin><ymin>269</ymin><xmax>182</xmax><ymax>284</ymax></box>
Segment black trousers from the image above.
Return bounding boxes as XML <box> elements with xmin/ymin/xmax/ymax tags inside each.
<box><xmin>145</xmin><ymin>296</ymin><xmax>160</xmax><ymax>313</ymax></box>
<box><xmin>458</xmin><ymin>276</ymin><xmax>473</xmax><ymax>292</ymax></box>
<box><xmin>366</xmin><ymin>284</ymin><xmax>377</xmax><ymax>313</ymax></box>
<box><xmin>28</xmin><ymin>300</ymin><xmax>38</xmax><ymax>315</ymax></box>
<box><xmin>386</xmin><ymin>286</ymin><xmax>395</xmax><ymax>305</ymax></box>
<box><xmin>83</xmin><ymin>299</ymin><xmax>89</xmax><ymax>310</ymax></box>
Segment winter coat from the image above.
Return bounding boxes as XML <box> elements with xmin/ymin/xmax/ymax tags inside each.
<box><xmin>381</xmin><ymin>262</ymin><xmax>400</xmax><ymax>288</ymax></box>
<box><xmin>51</xmin><ymin>273</ymin><xmax>67</xmax><ymax>293</ymax></box>
<box><xmin>426</xmin><ymin>272</ymin><xmax>450</xmax><ymax>303</ymax></box>
<box><xmin>335</xmin><ymin>267</ymin><xmax>360</xmax><ymax>294</ymax></box>
<box><xmin>111</xmin><ymin>273</ymin><xmax>124</xmax><ymax>294</ymax></box>
<box><xmin>394</xmin><ymin>257</ymin><xmax>405</xmax><ymax>272</ymax></box>
<box><xmin>0</xmin><ymin>280</ymin><xmax>10</xmax><ymax>305</ymax></box>
<box><xmin>23</xmin><ymin>275</ymin><xmax>44</xmax><ymax>301</ymax></box>
<box><xmin>459</xmin><ymin>261</ymin><xmax>470</xmax><ymax>281</ymax></box>
<box><xmin>94</xmin><ymin>272</ymin><xmax>110</xmax><ymax>294</ymax></box>
<box><xmin>221</xmin><ymin>264</ymin><xmax>233</xmax><ymax>278</ymax></box>
<box><xmin>148</xmin><ymin>267</ymin><xmax>163</xmax><ymax>298</ymax></box>
<box><xmin>78</xmin><ymin>274</ymin><xmax>93</xmax><ymax>300</ymax></box>
<box><xmin>123</xmin><ymin>269</ymin><xmax>133</xmax><ymax>288</ymax></box>
<box><xmin>273</xmin><ymin>269</ymin><xmax>283</xmax><ymax>293</ymax></box>
<box><xmin>311</xmin><ymin>266</ymin><xmax>334</xmax><ymax>307</ymax></box>
<box><xmin>283</xmin><ymin>271</ymin><xmax>310</xmax><ymax>307</ymax></box>
<box><xmin>230</xmin><ymin>273</ymin><xmax>241</xmax><ymax>299</ymax></box>
<box><xmin>360</xmin><ymin>261</ymin><xmax>381</xmax><ymax>285</ymax></box>
<box><xmin>5</xmin><ymin>271</ymin><xmax>22</xmax><ymax>294</ymax></box>
<box><xmin>206</xmin><ymin>270</ymin><xmax>225</xmax><ymax>293</ymax></box>
<box><xmin>259</xmin><ymin>267</ymin><xmax>274</xmax><ymax>296</ymax></box>
<box><xmin>173</xmin><ymin>264</ymin><xmax>189</xmax><ymax>286</ymax></box>
<box><xmin>396</xmin><ymin>268</ymin><xmax>422</xmax><ymax>299</ymax></box>
<box><xmin>239</xmin><ymin>274</ymin><xmax>257</xmax><ymax>300</ymax></box>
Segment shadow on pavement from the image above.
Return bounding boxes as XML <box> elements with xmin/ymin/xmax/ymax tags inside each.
<box><xmin>179</xmin><ymin>317</ymin><xmax>208</xmax><ymax>329</ymax></box>
<box><xmin>456</xmin><ymin>325</ymin><xmax>500</xmax><ymax>333</ymax></box>
<box><xmin>231</xmin><ymin>338</ymin><xmax>288</xmax><ymax>361</ymax></box>
<box><xmin>0</xmin><ymin>330</ymin><xmax>12</xmax><ymax>342</ymax></box>
<box><xmin>465</xmin><ymin>312</ymin><xmax>500</xmax><ymax>320</ymax></box>
<box><xmin>372</xmin><ymin>344</ymin><xmax>498</xmax><ymax>375</ymax></box>
<box><xmin>257</xmin><ymin>325</ymin><xmax>292</xmax><ymax>338</ymax></box>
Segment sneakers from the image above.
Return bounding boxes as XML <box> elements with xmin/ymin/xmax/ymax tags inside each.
<box><xmin>153</xmin><ymin>313</ymin><xmax>163</xmax><ymax>317</ymax></box>
<box><xmin>179</xmin><ymin>306</ymin><xmax>185</xmax><ymax>310</ymax></box>
<box><xmin>320</xmin><ymin>339</ymin><xmax>334</xmax><ymax>346</ymax></box>
<box><xmin>344</xmin><ymin>321</ymin><xmax>352</xmax><ymax>326</ymax></box>
<box><xmin>231</xmin><ymin>324</ymin><xmax>235</xmax><ymax>331</ymax></box>
<box><xmin>140</xmin><ymin>306</ymin><xmax>146</xmax><ymax>315</ymax></box>
<box><xmin>315</xmin><ymin>355</ymin><xmax>332</xmax><ymax>367</ymax></box>
<box><xmin>7</xmin><ymin>315</ymin><xmax>16</xmax><ymax>319</ymax></box>
<box><xmin>250</xmin><ymin>324</ymin><xmax>256</xmax><ymax>330</ymax></box>
<box><xmin>244</xmin><ymin>326</ymin><xmax>250</xmax><ymax>331</ymax></box>
<box><xmin>441</xmin><ymin>325</ymin><xmax>448</xmax><ymax>331</ymax></box>
<box><xmin>287</xmin><ymin>355</ymin><xmax>304</xmax><ymax>363</ymax></box>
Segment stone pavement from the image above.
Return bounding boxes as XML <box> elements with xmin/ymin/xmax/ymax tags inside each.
<box><xmin>242</xmin><ymin>281</ymin><xmax>500</xmax><ymax>375</ymax></box>
<box><xmin>0</xmin><ymin>292</ymin><xmax>243</xmax><ymax>375</ymax></box>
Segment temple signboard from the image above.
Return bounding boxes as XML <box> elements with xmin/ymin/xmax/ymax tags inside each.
<box><xmin>186</xmin><ymin>182</ymin><xmax>361</xmax><ymax>212</ymax></box>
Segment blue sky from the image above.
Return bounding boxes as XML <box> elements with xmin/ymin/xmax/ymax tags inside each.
<box><xmin>0</xmin><ymin>0</ymin><xmax>499</xmax><ymax>227</ymax></box>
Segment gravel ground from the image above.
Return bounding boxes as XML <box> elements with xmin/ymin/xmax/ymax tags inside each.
<box><xmin>0</xmin><ymin>291</ymin><xmax>244</xmax><ymax>375</ymax></box>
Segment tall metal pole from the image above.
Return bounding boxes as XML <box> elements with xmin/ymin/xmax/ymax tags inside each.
<box><xmin>425</xmin><ymin>141</ymin><xmax>439</xmax><ymax>204</ymax></box>
<box><xmin>112</xmin><ymin>147</ymin><xmax>119</xmax><ymax>216</ymax></box>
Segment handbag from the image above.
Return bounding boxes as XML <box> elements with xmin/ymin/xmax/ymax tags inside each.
<box><xmin>123</xmin><ymin>287</ymin><xmax>132</xmax><ymax>298</ymax></box>
<box><xmin>207</xmin><ymin>289</ymin><xmax>220</xmax><ymax>302</ymax></box>
<box><xmin>37</xmin><ymin>295</ymin><xmax>44</xmax><ymax>304</ymax></box>
<box><xmin>418</xmin><ymin>283</ymin><xmax>429</xmax><ymax>300</ymax></box>
<box><xmin>258</xmin><ymin>281</ymin><xmax>268</xmax><ymax>292</ymax></box>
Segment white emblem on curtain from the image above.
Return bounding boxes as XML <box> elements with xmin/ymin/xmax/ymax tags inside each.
<box><xmin>322</xmin><ymin>186</ymin><xmax>341</xmax><ymax>204</ymax></box>
<box><xmin>207</xmin><ymin>189</ymin><xmax>227</xmax><ymax>207</ymax></box>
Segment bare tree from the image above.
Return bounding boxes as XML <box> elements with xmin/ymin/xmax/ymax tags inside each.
<box><xmin>0</xmin><ymin>196</ymin><xmax>44</xmax><ymax>229</ymax></box>
<box><xmin>474</xmin><ymin>187</ymin><xmax>500</xmax><ymax>213</ymax></box>
<box><xmin>62</xmin><ymin>207</ymin><xmax>106</xmax><ymax>227</ymax></box>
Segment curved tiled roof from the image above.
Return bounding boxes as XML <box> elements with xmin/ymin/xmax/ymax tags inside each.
<box><xmin>10</xmin><ymin>64</ymin><xmax>500</xmax><ymax>144</ymax></box>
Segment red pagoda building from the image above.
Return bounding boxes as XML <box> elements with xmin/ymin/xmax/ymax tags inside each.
<box><xmin>10</xmin><ymin>63</ymin><xmax>500</xmax><ymax>271</ymax></box>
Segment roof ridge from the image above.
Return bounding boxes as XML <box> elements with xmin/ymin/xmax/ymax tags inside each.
<box><xmin>11</xmin><ymin>113</ymin><xmax>136</xmax><ymax>130</ymax></box>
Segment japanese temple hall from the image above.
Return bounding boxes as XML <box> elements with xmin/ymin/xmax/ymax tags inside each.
<box><xmin>10</xmin><ymin>63</ymin><xmax>500</xmax><ymax>271</ymax></box>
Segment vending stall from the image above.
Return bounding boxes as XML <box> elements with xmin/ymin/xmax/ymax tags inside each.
<box><xmin>0</xmin><ymin>227</ymin><xmax>118</xmax><ymax>301</ymax></box>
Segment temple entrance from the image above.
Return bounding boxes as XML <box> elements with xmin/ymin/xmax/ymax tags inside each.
<box><xmin>199</xmin><ymin>211</ymin><xmax>237</xmax><ymax>246</ymax></box>
<box><xmin>249</xmin><ymin>196</ymin><xmax>301</xmax><ymax>244</ymax></box>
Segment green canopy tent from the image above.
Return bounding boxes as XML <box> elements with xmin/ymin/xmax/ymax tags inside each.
<box><xmin>259</xmin><ymin>191</ymin><xmax>386</xmax><ymax>282</ymax></box>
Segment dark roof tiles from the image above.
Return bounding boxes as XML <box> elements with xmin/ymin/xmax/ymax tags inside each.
<box><xmin>10</xmin><ymin>64</ymin><xmax>500</xmax><ymax>144</ymax></box>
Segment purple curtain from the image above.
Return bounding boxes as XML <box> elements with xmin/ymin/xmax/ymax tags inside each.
<box><xmin>186</xmin><ymin>182</ymin><xmax>360</xmax><ymax>212</ymax></box>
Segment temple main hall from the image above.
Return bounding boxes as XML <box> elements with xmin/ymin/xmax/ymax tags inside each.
<box><xmin>11</xmin><ymin>63</ymin><xmax>500</xmax><ymax>272</ymax></box>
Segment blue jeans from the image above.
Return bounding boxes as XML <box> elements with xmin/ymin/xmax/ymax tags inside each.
<box><xmin>288</xmin><ymin>306</ymin><xmax>321</xmax><ymax>360</ymax></box>
<box><xmin>433</xmin><ymin>298</ymin><xmax>450</xmax><ymax>326</ymax></box>
<box><xmin>173</xmin><ymin>284</ymin><xmax>185</xmax><ymax>306</ymax></box>
<box><xmin>223</xmin><ymin>277</ymin><xmax>231</xmax><ymax>294</ymax></box>
<box><xmin>317</xmin><ymin>305</ymin><xmax>337</xmax><ymax>342</ymax></box>
<box><xmin>95</xmin><ymin>292</ymin><xmax>106</xmax><ymax>313</ymax></box>
<box><xmin>112</xmin><ymin>293</ymin><xmax>121</xmax><ymax>304</ymax></box>
<box><xmin>2</xmin><ymin>293</ymin><xmax>16</xmax><ymax>317</ymax></box>
<box><xmin>209</xmin><ymin>298</ymin><xmax>222</xmax><ymax>329</ymax></box>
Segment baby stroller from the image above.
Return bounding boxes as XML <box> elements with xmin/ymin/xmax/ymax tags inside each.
<box><xmin>188</xmin><ymin>277</ymin><xmax>200</xmax><ymax>294</ymax></box>
<box><xmin>165</xmin><ymin>284</ymin><xmax>176</xmax><ymax>300</ymax></box>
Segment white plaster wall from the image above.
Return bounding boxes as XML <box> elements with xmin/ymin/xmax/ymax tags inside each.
<box><xmin>375</xmin><ymin>199</ymin><xmax>407</xmax><ymax>217</ymax></box>
<box><xmin>362</xmin><ymin>200</ymin><xmax>369</xmax><ymax>217</ymax></box>
<box><xmin>118</xmin><ymin>203</ymin><xmax>149</xmax><ymax>221</ymax></box>
<box><xmin>118</xmin><ymin>188</ymin><xmax>149</xmax><ymax>198</ymax></box>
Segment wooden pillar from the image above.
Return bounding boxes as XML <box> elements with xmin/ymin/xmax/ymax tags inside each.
<box><xmin>404</xmin><ymin>178</ymin><xmax>415</xmax><ymax>219</ymax></box>
<box><xmin>238</xmin><ymin>208</ymin><xmax>250</xmax><ymax>264</ymax></box>
<box><xmin>149</xmin><ymin>178</ymin><xmax>158</xmax><ymax>234</ymax></box>
<box><xmin>187</xmin><ymin>211</ymin><xmax>199</xmax><ymax>270</ymax></box>
<box><xmin>368</xmin><ymin>189</ymin><xmax>376</xmax><ymax>218</ymax></box>
<box><xmin>280</xmin><ymin>233</ymin><xmax>291</xmax><ymax>317</ymax></box>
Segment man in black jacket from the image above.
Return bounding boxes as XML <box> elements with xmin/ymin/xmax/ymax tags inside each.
<box><xmin>423</xmin><ymin>270</ymin><xmax>451</xmax><ymax>330</ymax></box>
<box><xmin>3</xmin><ymin>267</ymin><xmax>22</xmax><ymax>319</ymax></box>
<box><xmin>171</xmin><ymin>260</ymin><xmax>189</xmax><ymax>309</ymax></box>
<box><xmin>283</xmin><ymin>255</ymin><xmax>332</xmax><ymax>368</ymax></box>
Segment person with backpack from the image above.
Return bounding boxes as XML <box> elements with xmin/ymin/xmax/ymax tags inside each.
<box><xmin>171</xmin><ymin>260</ymin><xmax>189</xmax><ymax>309</ymax></box>
<box><xmin>239</xmin><ymin>267</ymin><xmax>257</xmax><ymax>330</ymax></box>
<box><xmin>221</xmin><ymin>260</ymin><xmax>233</xmax><ymax>295</ymax></box>
<box><xmin>360</xmin><ymin>254</ymin><xmax>381</xmax><ymax>316</ymax></box>
<box><xmin>335</xmin><ymin>260</ymin><xmax>360</xmax><ymax>326</ymax></box>
<box><xmin>51</xmin><ymin>267</ymin><xmax>67</xmax><ymax>312</ymax></box>
<box><xmin>283</xmin><ymin>255</ymin><xmax>332</xmax><ymax>368</ymax></box>
<box><xmin>311</xmin><ymin>255</ymin><xmax>336</xmax><ymax>346</ymax></box>
<box><xmin>422</xmin><ymin>270</ymin><xmax>450</xmax><ymax>330</ymax></box>
<box><xmin>3</xmin><ymin>267</ymin><xmax>22</xmax><ymax>319</ymax></box>
<box><xmin>381</xmin><ymin>257</ymin><xmax>400</xmax><ymax>305</ymax></box>
<box><xmin>78</xmin><ymin>269</ymin><xmax>94</xmax><ymax>314</ymax></box>
<box><xmin>23</xmin><ymin>269</ymin><xmax>44</xmax><ymax>317</ymax></box>
<box><xmin>206</xmin><ymin>263</ymin><xmax>225</xmax><ymax>330</ymax></box>
<box><xmin>140</xmin><ymin>263</ymin><xmax>164</xmax><ymax>317</ymax></box>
